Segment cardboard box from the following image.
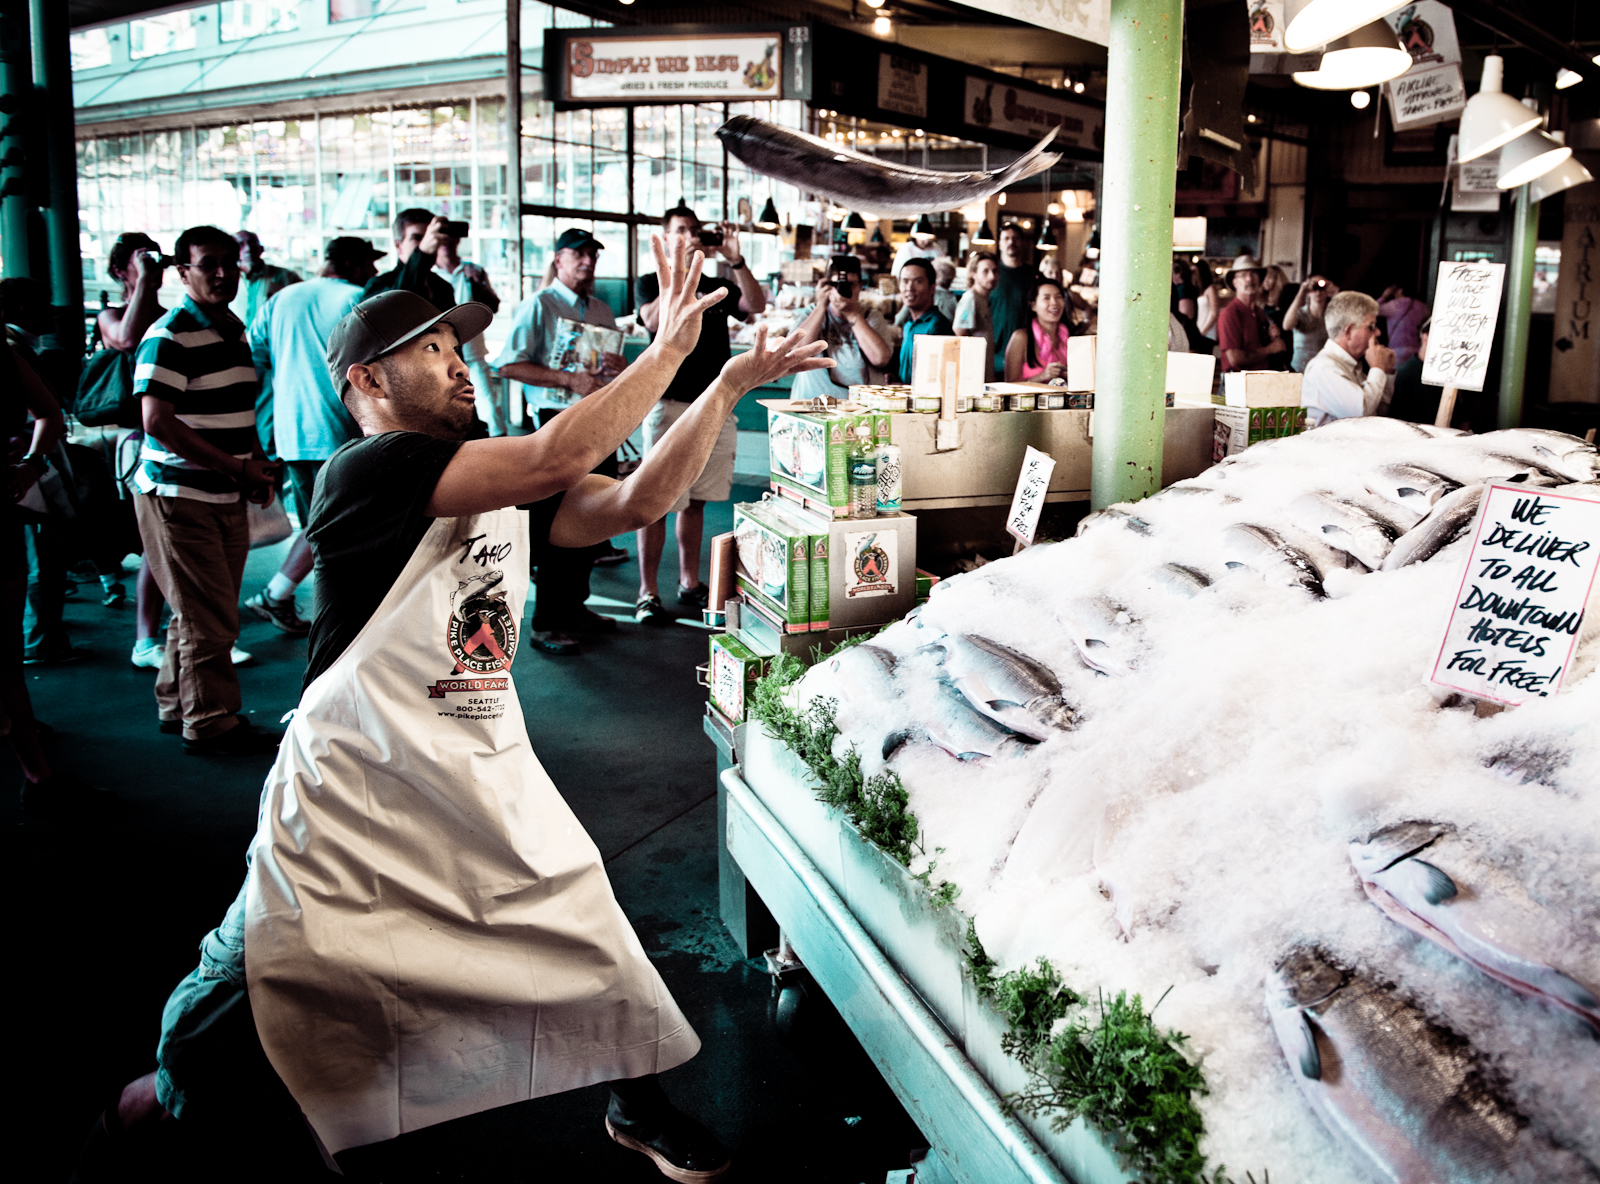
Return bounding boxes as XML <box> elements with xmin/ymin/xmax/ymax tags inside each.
<box><xmin>1212</xmin><ymin>403</ymin><xmax>1308</xmax><ymax>460</ymax></box>
<box><xmin>707</xmin><ymin>633</ymin><xmax>767</xmax><ymax>723</ymax></box>
<box><xmin>759</xmin><ymin>497</ymin><xmax>832</xmax><ymax>632</ymax></box>
<box><xmin>1224</xmin><ymin>370</ymin><xmax>1303</xmax><ymax>408</ymax></box>
<box><xmin>1166</xmin><ymin>352</ymin><xmax>1217</xmax><ymax>399</ymax></box>
<box><xmin>732</xmin><ymin>502</ymin><xmax>811</xmax><ymax>632</ymax></box>
<box><xmin>911</xmin><ymin>335</ymin><xmax>987</xmax><ymax>415</ymax></box>
<box><xmin>767</xmin><ymin>403</ymin><xmax>870</xmax><ymax>510</ymax></box>
<box><xmin>1066</xmin><ymin>335</ymin><xmax>1097</xmax><ymax>391</ymax></box>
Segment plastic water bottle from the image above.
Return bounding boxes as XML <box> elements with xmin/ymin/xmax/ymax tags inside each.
<box><xmin>847</xmin><ymin>420</ymin><xmax>879</xmax><ymax>519</ymax></box>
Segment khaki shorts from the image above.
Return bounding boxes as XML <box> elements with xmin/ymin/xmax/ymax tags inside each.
<box><xmin>642</xmin><ymin>398</ymin><xmax>738</xmax><ymax>515</ymax></box>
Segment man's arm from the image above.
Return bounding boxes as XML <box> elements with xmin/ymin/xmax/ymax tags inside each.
<box><xmin>427</xmin><ymin>236</ymin><xmax>732</xmax><ymax>516</ymax></box>
<box><xmin>851</xmin><ymin>309</ymin><xmax>893</xmax><ymax>369</ymax></box>
<box><xmin>548</xmin><ymin>327</ymin><xmax>832</xmax><ymax>547</ymax></box>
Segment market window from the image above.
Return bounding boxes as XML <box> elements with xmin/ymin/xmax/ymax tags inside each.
<box><xmin>220</xmin><ymin>2</ymin><xmax>302</xmax><ymax>41</ymax></box>
<box><xmin>329</xmin><ymin>0</ymin><xmax>423</xmax><ymax>21</ymax></box>
<box><xmin>70</xmin><ymin>27</ymin><xmax>114</xmax><ymax>71</ymax></box>
<box><xmin>129</xmin><ymin>11</ymin><xmax>200</xmax><ymax>60</ymax></box>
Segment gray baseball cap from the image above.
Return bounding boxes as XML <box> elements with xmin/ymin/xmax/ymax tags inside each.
<box><xmin>326</xmin><ymin>290</ymin><xmax>493</xmax><ymax>395</ymax></box>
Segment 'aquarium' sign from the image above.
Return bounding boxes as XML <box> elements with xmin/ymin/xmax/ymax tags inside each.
<box><xmin>560</xmin><ymin>31</ymin><xmax>782</xmax><ymax>102</ymax></box>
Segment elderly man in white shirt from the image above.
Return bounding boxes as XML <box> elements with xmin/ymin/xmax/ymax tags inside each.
<box><xmin>1301</xmin><ymin>290</ymin><xmax>1398</xmax><ymax>428</ymax></box>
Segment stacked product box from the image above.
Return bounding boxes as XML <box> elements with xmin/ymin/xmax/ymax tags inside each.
<box><xmin>707</xmin><ymin>632</ymin><xmax>767</xmax><ymax>723</ymax></box>
<box><xmin>766</xmin><ymin>402</ymin><xmax>892</xmax><ymax>519</ymax></box>
<box><xmin>1213</xmin><ymin>371</ymin><xmax>1308</xmax><ymax>460</ymax></box>
<box><xmin>732</xmin><ymin>501</ymin><xmax>811</xmax><ymax>634</ymax></box>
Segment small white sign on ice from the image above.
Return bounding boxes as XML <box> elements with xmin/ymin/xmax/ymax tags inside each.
<box><xmin>1428</xmin><ymin>484</ymin><xmax>1600</xmax><ymax>706</ymax></box>
<box><xmin>1421</xmin><ymin>260</ymin><xmax>1506</xmax><ymax>393</ymax></box>
<box><xmin>1006</xmin><ymin>446</ymin><xmax>1056</xmax><ymax>547</ymax></box>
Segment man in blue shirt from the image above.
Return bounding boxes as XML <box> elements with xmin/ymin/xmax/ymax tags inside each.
<box><xmin>243</xmin><ymin>237</ymin><xmax>382</xmax><ymax>635</ymax></box>
<box><xmin>896</xmin><ymin>256</ymin><xmax>954</xmax><ymax>384</ymax></box>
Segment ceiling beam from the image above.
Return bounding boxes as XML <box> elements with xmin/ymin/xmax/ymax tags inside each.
<box><xmin>1443</xmin><ymin>0</ymin><xmax>1600</xmax><ymax>88</ymax></box>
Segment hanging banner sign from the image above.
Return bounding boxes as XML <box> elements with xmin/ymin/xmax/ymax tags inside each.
<box><xmin>1427</xmin><ymin>485</ymin><xmax>1600</xmax><ymax>706</ymax></box>
<box><xmin>1422</xmin><ymin>260</ymin><xmax>1506</xmax><ymax>392</ymax></box>
<box><xmin>1550</xmin><ymin>198</ymin><xmax>1600</xmax><ymax>405</ymax></box>
<box><xmin>878</xmin><ymin>53</ymin><xmax>928</xmax><ymax>120</ymax></box>
<box><xmin>964</xmin><ymin>77</ymin><xmax>1104</xmax><ymax>152</ymax></box>
<box><xmin>1006</xmin><ymin>446</ymin><xmax>1057</xmax><ymax>547</ymax></box>
<box><xmin>559</xmin><ymin>31</ymin><xmax>782</xmax><ymax>102</ymax></box>
<box><xmin>1448</xmin><ymin>136</ymin><xmax>1501</xmax><ymax>213</ymax></box>
<box><xmin>1248</xmin><ymin>0</ymin><xmax>1286</xmax><ymax>53</ymax></box>
<box><xmin>1384</xmin><ymin>1</ymin><xmax>1461</xmax><ymax>70</ymax></box>
<box><xmin>1387</xmin><ymin>63</ymin><xmax>1466</xmax><ymax>130</ymax></box>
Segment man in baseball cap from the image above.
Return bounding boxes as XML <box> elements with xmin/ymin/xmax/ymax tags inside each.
<box><xmin>108</xmin><ymin>237</ymin><xmax>832</xmax><ymax>1182</ymax></box>
<box><xmin>1216</xmin><ymin>253</ymin><xmax>1288</xmax><ymax>373</ymax></box>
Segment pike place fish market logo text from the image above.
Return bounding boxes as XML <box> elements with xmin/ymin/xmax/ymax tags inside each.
<box><xmin>429</xmin><ymin>570</ymin><xmax>518</xmax><ymax>701</ymax></box>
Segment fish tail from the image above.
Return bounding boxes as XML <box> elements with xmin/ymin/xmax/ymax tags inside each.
<box><xmin>992</xmin><ymin>129</ymin><xmax>1062</xmax><ymax>189</ymax></box>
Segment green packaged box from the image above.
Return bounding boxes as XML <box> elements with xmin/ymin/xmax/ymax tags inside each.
<box><xmin>732</xmin><ymin>502</ymin><xmax>810</xmax><ymax>633</ymax></box>
<box><xmin>763</xmin><ymin>498</ymin><xmax>833</xmax><ymax>632</ymax></box>
<box><xmin>767</xmin><ymin>404</ymin><xmax>869</xmax><ymax>509</ymax></box>
<box><xmin>708</xmin><ymin>633</ymin><xmax>767</xmax><ymax>722</ymax></box>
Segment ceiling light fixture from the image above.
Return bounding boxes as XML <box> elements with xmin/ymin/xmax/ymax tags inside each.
<box><xmin>1350</xmin><ymin>89</ymin><xmax>1371</xmax><ymax>109</ymax></box>
<box><xmin>1074</xmin><ymin>81</ymin><xmax>1085</xmax><ymax>94</ymax></box>
<box><xmin>1285</xmin><ymin>0</ymin><xmax>1405</xmax><ymax>55</ymax></box>
<box><xmin>844</xmin><ymin>211</ymin><xmax>867</xmax><ymax>230</ymax></box>
<box><xmin>757</xmin><ymin>198</ymin><xmax>781</xmax><ymax>229</ymax></box>
<box><xmin>1496</xmin><ymin>128</ymin><xmax>1573</xmax><ymax>189</ymax></box>
<box><xmin>1528</xmin><ymin>149</ymin><xmax>1595</xmax><ymax>202</ymax></box>
<box><xmin>913</xmin><ymin>212</ymin><xmax>935</xmax><ymax>236</ymax></box>
<box><xmin>971</xmin><ymin>220</ymin><xmax>996</xmax><ymax>245</ymax></box>
<box><xmin>1555</xmin><ymin>55</ymin><xmax>1600</xmax><ymax>90</ymax></box>
<box><xmin>873</xmin><ymin>15</ymin><xmax>892</xmax><ymax>35</ymax></box>
<box><xmin>1459</xmin><ymin>55</ymin><xmax>1542</xmax><ymax>162</ymax></box>
<box><xmin>1291</xmin><ymin>20</ymin><xmax>1410</xmax><ymax>90</ymax></box>
<box><xmin>1038</xmin><ymin>221</ymin><xmax>1057</xmax><ymax>249</ymax></box>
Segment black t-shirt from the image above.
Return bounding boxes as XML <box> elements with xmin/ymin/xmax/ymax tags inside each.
<box><xmin>634</xmin><ymin>274</ymin><xmax>743</xmax><ymax>403</ymax></box>
<box><xmin>302</xmin><ymin>431</ymin><xmax>563</xmax><ymax>689</ymax></box>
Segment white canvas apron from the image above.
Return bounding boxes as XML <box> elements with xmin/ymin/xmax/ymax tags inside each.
<box><xmin>244</xmin><ymin>508</ymin><xmax>699</xmax><ymax>1154</ymax></box>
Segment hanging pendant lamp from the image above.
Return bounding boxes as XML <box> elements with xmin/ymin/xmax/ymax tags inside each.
<box><xmin>1497</xmin><ymin>128</ymin><xmax>1573</xmax><ymax>189</ymax></box>
<box><xmin>757</xmin><ymin>197</ymin><xmax>781</xmax><ymax>229</ymax></box>
<box><xmin>1291</xmin><ymin>20</ymin><xmax>1410</xmax><ymax>90</ymax></box>
<box><xmin>913</xmin><ymin>212</ymin><xmax>935</xmax><ymax>236</ymax></box>
<box><xmin>1285</xmin><ymin>0</ymin><xmax>1405</xmax><ymax>55</ymax></box>
<box><xmin>971</xmin><ymin>220</ymin><xmax>996</xmax><ymax>245</ymax></box>
<box><xmin>1459</xmin><ymin>56</ymin><xmax>1542</xmax><ymax>163</ymax></box>
<box><xmin>1038</xmin><ymin>221</ymin><xmax>1058</xmax><ymax>249</ymax></box>
<box><xmin>1555</xmin><ymin>55</ymin><xmax>1600</xmax><ymax>90</ymax></box>
<box><xmin>844</xmin><ymin>211</ymin><xmax>867</xmax><ymax>229</ymax></box>
<box><xmin>1529</xmin><ymin>152</ymin><xmax>1594</xmax><ymax>202</ymax></box>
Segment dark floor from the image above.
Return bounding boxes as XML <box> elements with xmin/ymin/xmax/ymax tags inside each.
<box><xmin>5</xmin><ymin>484</ymin><xmax>926</xmax><ymax>1183</ymax></box>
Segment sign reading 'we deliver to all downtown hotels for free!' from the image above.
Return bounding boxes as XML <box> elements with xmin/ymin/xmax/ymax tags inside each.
<box><xmin>560</xmin><ymin>31</ymin><xmax>782</xmax><ymax>102</ymax></box>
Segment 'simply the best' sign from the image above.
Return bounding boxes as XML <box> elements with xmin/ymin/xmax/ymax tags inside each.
<box><xmin>1428</xmin><ymin>484</ymin><xmax>1600</xmax><ymax>705</ymax></box>
<box><xmin>1006</xmin><ymin>446</ymin><xmax>1056</xmax><ymax>547</ymax></box>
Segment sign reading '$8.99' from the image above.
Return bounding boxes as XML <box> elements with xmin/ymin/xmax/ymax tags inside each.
<box><xmin>565</xmin><ymin>34</ymin><xmax>781</xmax><ymax>101</ymax></box>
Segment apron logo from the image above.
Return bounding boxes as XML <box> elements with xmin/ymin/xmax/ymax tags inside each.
<box><xmin>427</xmin><ymin>677</ymin><xmax>510</xmax><ymax>699</ymax></box>
<box><xmin>436</xmin><ymin>570</ymin><xmax>519</xmax><ymax>692</ymax></box>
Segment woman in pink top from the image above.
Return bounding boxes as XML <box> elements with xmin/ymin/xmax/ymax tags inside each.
<box><xmin>1004</xmin><ymin>278</ymin><xmax>1072</xmax><ymax>382</ymax></box>
<box><xmin>1378</xmin><ymin>285</ymin><xmax>1430</xmax><ymax>369</ymax></box>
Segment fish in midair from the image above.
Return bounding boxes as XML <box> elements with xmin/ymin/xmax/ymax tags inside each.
<box><xmin>716</xmin><ymin>116</ymin><xmax>1061</xmax><ymax>219</ymax></box>
<box><xmin>1266</xmin><ymin>947</ymin><xmax>1599</xmax><ymax>1184</ymax></box>
<box><xmin>1220</xmin><ymin>523</ymin><xmax>1327</xmax><ymax>597</ymax></box>
<box><xmin>1380</xmin><ymin>482</ymin><xmax>1485</xmax><ymax>570</ymax></box>
<box><xmin>883</xmin><ymin>681</ymin><xmax>1035</xmax><ymax>762</ymax></box>
<box><xmin>1350</xmin><ymin>822</ymin><xmax>1600</xmax><ymax>1032</ymax></box>
<box><xmin>926</xmin><ymin>634</ymin><xmax>1076</xmax><ymax>740</ymax></box>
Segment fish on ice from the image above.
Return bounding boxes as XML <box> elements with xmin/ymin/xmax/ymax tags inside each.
<box><xmin>925</xmin><ymin>634</ymin><xmax>1076</xmax><ymax>741</ymax></box>
<box><xmin>883</xmin><ymin>681</ymin><xmax>1036</xmax><ymax>762</ymax></box>
<box><xmin>1379</xmin><ymin>483</ymin><xmax>1485</xmax><ymax>571</ymax></box>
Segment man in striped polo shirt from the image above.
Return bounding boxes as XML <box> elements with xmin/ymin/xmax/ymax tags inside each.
<box><xmin>133</xmin><ymin>224</ymin><xmax>283</xmax><ymax>756</ymax></box>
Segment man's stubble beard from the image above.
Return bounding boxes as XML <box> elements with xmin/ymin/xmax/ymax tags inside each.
<box><xmin>380</xmin><ymin>360</ymin><xmax>475</xmax><ymax>440</ymax></box>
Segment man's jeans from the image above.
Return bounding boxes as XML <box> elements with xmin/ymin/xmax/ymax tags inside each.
<box><xmin>134</xmin><ymin>493</ymin><xmax>249</xmax><ymax>739</ymax></box>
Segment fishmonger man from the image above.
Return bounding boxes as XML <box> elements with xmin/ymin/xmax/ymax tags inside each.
<box><xmin>84</xmin><ymin>239</ymin><xmax>831</xmax><ymax>1182</ymax></box>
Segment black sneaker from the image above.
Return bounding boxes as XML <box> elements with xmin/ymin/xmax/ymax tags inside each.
<box><xmin>593</xmin><ymin>544</ymin><xmax>630</xmax><ymax>567</ymax></box>
<box><xmin>529</xmin><ymin>628</ymin><xmax>581</xmax><ymax>655</ymax></box>
<box><xmin>676</xmin><ymin>583</ymin><xmax>710</xmax><ymax>610</ymax></box>
<box><xmin>101</xmin><ymin>581</ymin><xmax>127</xmax><ymax>608</ymax></box>
<box><xmin>566</xmin><ymin>608</ymin><xmax>618</xmax><ymax>634</ymax></box>
<box><xmin>183</xmin><ymin>717</ymin><xmax>283</xmax><ymax>756</ymax></box>
<box><xmin>158</xmin><ymin>719</ymin><xmax>182</xmax><ymax>735</ymax></box>
<box><xmin>634</xmin><ymin>594</ymin><xmax>674</xmax><ymax>626</ymax></box>
<box><xmin>243</xmin><ymin>587</ymin><xmax>310</xmax><ymax>635</ymax></box>
<box><xmin>605</xmin><ymin>1106</ymin><xmax>731</xmax><ymax>1183</ymax></box>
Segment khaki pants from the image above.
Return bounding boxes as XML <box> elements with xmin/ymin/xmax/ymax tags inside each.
<box><xmin>135</xmin><ymin>493</ymin><xmax>250</xmax><ymax>741</ymax></box>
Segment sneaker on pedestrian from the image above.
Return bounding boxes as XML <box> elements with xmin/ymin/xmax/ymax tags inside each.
<box><xmin>131</xmin><ymin>640</ymin><xmax>164</xmax><ymax>669</ymax></box>
<box><xmin>243</xmin><ymin>587</ymin><xmax>311</xmax><ymax>635</ymax></box>
<box><xmin>634</xmin><ymin>593</ymin><xmax>674</xmax><ymax>626</ymax></box>
<box><xmin>529</xmin><ymin>628</ymin><xmax>581</xmax><ymax>655</ymax></box>
<box><xmin>676</xmin><ymin>583</ymin><xmax>710</xmax><ymax>610</ymax></box>
<box><xmin>158</xmin><ymin>718</ymin><xmax>183</xmax><ymax>735</ymax></box>
<box><xmin>593</xmin><ymin>544</ymin><xmax>630</xmax><ymax>567</ymax></box>
<box><xmin>101</xmin><ymin>580</ymin><xmax>127</xmax><ymax>608</ymax></box>
<box><xmin>182</xmin><ymin>716</ymin><xmax>283</xmax><ymax>756</ymax></box>
<box><xmin>231</xmin><ymin>645</ymin><xmax>253</xmax><ymax>666</ymax></box>
<box><xmin>566</xmin><ymin>607</ymin><xmax>618</xmax><ymax>634</ymax></box>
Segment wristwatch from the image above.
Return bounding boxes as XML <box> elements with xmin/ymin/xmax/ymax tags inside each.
<box><xmin>727</xmin><ymin>257</ymin><xmax>746</xmax><ymax>270</ymax></box>
<box><xmin>22</xmin><ymin>452</ymin><xmax>48</xmax><ymax>475</ymax></box>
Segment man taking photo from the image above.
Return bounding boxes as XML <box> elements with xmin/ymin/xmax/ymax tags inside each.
<box><xmin>788</xmin><ymin>255</ymin><xmax>894</xmax><ymax>401</ymax></box>
<box><xmin>632</xmin><ymin>205</ymin><xmax>766</xmax><ymax>625</ymax></box>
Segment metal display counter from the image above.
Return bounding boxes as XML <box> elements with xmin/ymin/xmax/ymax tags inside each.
<box><xmin>719</xmin><ymin>721</ymin><xmax>1129</xmax><ymax>1184</ymax></box>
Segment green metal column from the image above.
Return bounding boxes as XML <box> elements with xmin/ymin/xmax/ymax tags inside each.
<box><xmin>1091</xmin><ymin>0</ymin><xmax>1184</xmax><ymax>510</ymax></box>
<box><xmin>31</xmin><ymin>0</ymin><xmax>82</xmax><ymax>340</ymax></box>
<box><xmin>1497</xmin><ymin>182</ymin><xmax>1538</xmax><ymax>429</ymax></box>
<box><xmin>0</xmin><ymin>4</ymin><xmax>31</xmax><ymax>279</ymax></box>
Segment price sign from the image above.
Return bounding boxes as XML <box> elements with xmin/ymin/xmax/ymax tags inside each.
<box><xmin>1428</xmin><ymin>485</ymin><xmax>1600</xmax><ymax>706</ymax></box>
<box><xmin>1005</xmin><ymin>446</ymin><xmax>1056</xmax><ymax>547</ymax></box>
<box><xmin>1421</xmin><ymin>260</ymin><xmax>1506</xmax><ymax>392</ymax></box>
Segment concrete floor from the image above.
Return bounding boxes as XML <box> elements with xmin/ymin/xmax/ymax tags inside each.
<box><xmin>5</xmin><ymin>484</ymin><xmax>927</xmax><ymax>1183</ymax></box>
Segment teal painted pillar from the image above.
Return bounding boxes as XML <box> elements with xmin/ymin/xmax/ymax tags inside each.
<box><xmin>1091</xmin><ymin>0</ymin><xmax>1184</xmax><ymax>510</ymax></box>
<box><xmin>1497</xmin><ymin>182</ymin><xmax>1538</xmax><ymax>429</ymax></box>
<box><xmin>31</xmin><ymin>0</ymin><xmax>82</xmax><ymax>337</ymax></box>
<box><xmin>0</xmin><ymin>5</ymin><xmax>31</xmax><ymax>279</ymax></box>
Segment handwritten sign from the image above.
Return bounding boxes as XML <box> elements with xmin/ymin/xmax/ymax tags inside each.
<box><xmin>1386</xmin><ymin>62</ymin><xmax>1466</xmax><ymax>130</ymax></box>
<box><xmin>1428</xmin><ymin>485</ymin><xmax>1600</xmax><ymax>705</ymax></box>
<box><xmin>1421</xmin><ymin>261</ymin><xmax>1506</xmax><ymax>392</ymax></box>
<box><xmin>1006</xmin><ymin>446</ymin><xmax>1056</xmax><ymax>547</ymax></box>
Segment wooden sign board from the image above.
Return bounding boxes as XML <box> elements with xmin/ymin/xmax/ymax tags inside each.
<box><xmin>1005</xmin><ymin>445</ymin><xmax>1056</xmax><ymax>547</ymax></box>
<box><xmin>1427</xmin><ymin>484</ymin><xmax>1600</xmax><ymax>706</ymax></box>
<box><xmin>1421</xmin><ymin>260</ymin><xmax>1506</xmax><ymax>392</ymax></box>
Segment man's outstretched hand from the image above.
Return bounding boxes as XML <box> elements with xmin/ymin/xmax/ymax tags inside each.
<box><xmin>650</xmin><ymin>233</ymin><xmax>727</xmax><ymax>358</ymax></box>
<box><xmin>720</xmin><ymin>324</ymin><xmax>833</xmax><ymax>394</ymax></box>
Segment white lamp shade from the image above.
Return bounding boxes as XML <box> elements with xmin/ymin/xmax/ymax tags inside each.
<box><xmin>1555</xmin><ymin>55</ymin><xmax>1600</xmax><ymax>90</ymax></box>
<box><xmin>1460</xmin><ymin>56</ymin><xmax>1542</xmax><ymax>162</ymax></box>
<box><xmin>1497</xmin><ymin>129</ymin><xmax>1572</xmax><ymax>189</ymax></box>
<box><xmin>1285</xmin><ymin>0</ymin><xmax>1405</xmax><ymax>54</ymax></box>
<box><xmin>1293</xmin><ymin>20</ymin><xmax>1411</xmax><ymax>89</ymax></box>
<box><xmin>1529</xmin><ymin>153</ymin><xmax>1595</xmax><ymax>202</ymax></box>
